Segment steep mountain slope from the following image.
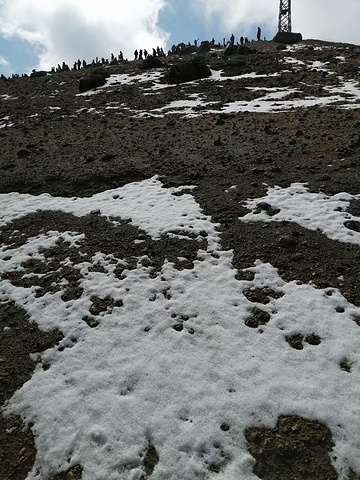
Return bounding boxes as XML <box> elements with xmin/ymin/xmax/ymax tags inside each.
<box><xmin>0</xmin><ymin>40</ymin><xmax>360</xmax><ymax>480</ymax></box>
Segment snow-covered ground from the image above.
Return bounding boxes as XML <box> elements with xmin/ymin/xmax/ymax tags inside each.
<box><xmin>241</xmin><ymin>183</ymin><xmax>360</xmax><ymax>244</ymax></box>
<box><xmin>74</xmin><ymin>56</ymin><xmax>360</xmax><ymax>118</ymax></box>
<box><xmin>1</xmin><ymin>177</ymin><xmax>360</xmax><ymax>479</ymax></box>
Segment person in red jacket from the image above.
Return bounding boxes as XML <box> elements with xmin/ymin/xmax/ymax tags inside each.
<box><xmin>257</xmin><ymin>27</ymin><xmax>261</xmax><ymax>41</ymax></box>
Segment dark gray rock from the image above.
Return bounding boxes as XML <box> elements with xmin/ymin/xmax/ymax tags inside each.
<box><xmin>181</xmin><ymin>45</ymin><xmax>197</xmax><ymax>55</ymax></box>
<box><xmin>164</xmin><ymin>59</ymin><xmax>211</xmax><ymax>84</ymax></box>
<box><xmin>224</xmin><ymin>44</ymin><xmax>254</xmax><ymax>56</ymax></box>
<box><xmin>142</xmin><ymin>56</ymin><xmax>163</xmax><ymax>69</ymax></box>
<box><xmin>273</xmin><ymin>32</ymin><xmax>303</xmax><ymax>44</ymax></box>
<box><xmin>78</xmin><ymin>75</ymin><xmax>107</xmax><ymax>93</ymax></box>
<box><xmin>198</xmin><ymin>41</ymin><xmax>210</xmax><ymax>54</ymax></box>
<box><xmin>30</xmin><ymin>71</ymin><xmax>48</xmax><ymax>78</ymax></box>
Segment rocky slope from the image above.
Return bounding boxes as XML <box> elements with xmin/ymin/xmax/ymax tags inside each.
<box><xmin>1</xmin><ymin>39</ymin><xmax>360</xmax><ymax>480</ymax></box>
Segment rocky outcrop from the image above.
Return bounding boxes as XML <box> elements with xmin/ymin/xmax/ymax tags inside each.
<box><xmin>198</xmin><ymin>41</ymin><xmax>210</xmax><ymax>54</ymax></box>
<box><xmin>273</xmin><ymin>32</ymin><xmax>303</xmax><ymax>44</ymax></box>
<box><xmin>142</xmin><ymin>56</ymin><xmax>163</xmax><ymax>69</ymax></box>
<box><xmin>79</xmin><ymin>75</ymin><xmax>107</xmax><ymax>93</ymax></box>
<box><xmin>224</xmin><ymin>44</ymin><xmax>254</xmax><ymax>56</ymax></box>
<box><xmin>30</xmin><ymin>71</ymin><xmax>48</xmax><ymax>78</ymax></box>
<box><xmin>164</xmin><ymin>59</ymin><xmax>211</xmax><ymax>84</ymax></box>
<box><xmin>181</xmin><ymin>45</ymin><xmax>197</xmax><ymax>55</ymax></box>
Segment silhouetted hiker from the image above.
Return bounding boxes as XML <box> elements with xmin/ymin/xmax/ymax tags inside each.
<box><xmin>240</xmin><ymin>36</ymin><xmax>244</xmax><ymax>45</ymax></box>
<box><xmin>144</xmin><ymin>49</ymin><xmax>148</xmax><ymax>59</ymax></box>
<box><xmin>62</xmin><ymin>61</ymin><xmax>66</xmax><ymax>70</ymax></box>
<box><xmin>152</xmin><ymin>48</ymin><xmax>157</xmax><ymax>57</ymax></box>
<box><xmin>230</xmin><ymin>33</ymin><xmax>235</xmax><ymax>45</ymax></box>
<box><xmin>245</xmin><ymin>37</ymin><xmax>249</xmax><ymax>43</ymax></box>
<box><xmin>73</xmin><ymin>62</ymin><xmax>77</xmax><ymax>70</ymax></box>
<box><xmin>119</xmin><ymin>51</ymin><xmax>123</xmax><ymax>61</ymax></box>
<box><xmin>82</xmin><ymin>59</ymin><xmax>87</xmax><ymax>69</ymax></box>
<box><xmin>194</xmin><ymin>38</ymin><xmax>199</xmax><ymax>47</ymax></box>
<box><xmin>156</xmin><ymin>46</ymin><xmax>161</xmax><ymax>56</ymax></box>
<box><xmin>139</xmin><ymin>49</ymin><xmax>143</xmax><ymax>60</ymax></box>
<box><xmin>257</xmin><ymin>27</ymin><xmax>261</xmax><ymax>41</ymax></box>
<box><xmin>134</xmin><ymin>49</ymin><xmax>138</xmax><ymax>60</ymax></box>
<box><xmin>111</xmin><ymin>53</ymin><xmax>115</xmax><ymax>61</ymax></box>
<box><xmin>160</xmin><ymin>47</ymin><xmax>165</xmax><ymax>56</ymax></box>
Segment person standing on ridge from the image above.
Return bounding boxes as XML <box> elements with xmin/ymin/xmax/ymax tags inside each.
<box><xmin>257</xmin><ymin>27</ymin><xmax>261</xmax><ymax>41</ymax></box>
<box><xmin>230</xmin><ymin>33</ymin><xmax>235</xmax><ymax>45</ymax></box>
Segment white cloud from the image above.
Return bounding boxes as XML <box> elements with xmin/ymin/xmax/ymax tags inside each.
<box><xmin>0</xmin><ymin>0</ymin><xmax>169</xmax><ymax>70</ymax></box>
<box><xmin>0</xmin><ymin>54</ymin><xmax>11</xmax><ymax>75</ymax></box>
<box><xmin>194</xmin><ymin>0</ymin><xmax>360</xmax><ymax>45</ymax></box>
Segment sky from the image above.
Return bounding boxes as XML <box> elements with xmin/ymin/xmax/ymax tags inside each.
<box><xmin>0</xmin><ymin>0</ymin><xmax>359</xmax><ymax>76</ymax></box>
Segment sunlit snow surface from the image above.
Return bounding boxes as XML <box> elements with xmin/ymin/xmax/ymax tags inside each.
<box><xmin>0</xmin><ymin>115</ymin><xmax>14</xmax><ymax>128</ymax></box>
<box><xmin>75</xmin><ymin>56</ymin><xmax>360</xmax><ymax>116</ymax></box>
<box><xmin>1</xmin><ymin>177</ymin><xmax>360</xmax><ymax>480</ymax></box>
<box><xmin>242</xmin><ymin>183</ymin><xmax>360</xmax><ymax>244</ymax></box>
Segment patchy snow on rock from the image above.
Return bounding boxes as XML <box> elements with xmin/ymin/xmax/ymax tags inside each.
<box><xmin>0</xmin><ymin>176</ymin><xmax>218</xmax><ymax>247</ymax></box>
<box><xmin>1</xmin><ymin>178</ymin><xmax>360</xmax><ymax>479</ymax></box>
<box><xmin>77</xmin><ymin>71</ymin><xmax>166</xmax><ymax>96</ymax></box>
<box><xmin>0</xmin><ymin>116</ymin><xmax>14</xmax><ymax>128</ymax></box>
<box><xmin>241</xmin><ymin>183</ymin><xmax>360</xmax><ymax>244</ymax></box>
<box><xmin>283</xmin><ymin>57</ymin><xmax>306</xmax><ymax>67</ymax></box>
<box><xmin>1</xmin><ymin>94</ymin><xmax>18</xmax><ymax>100</ymax></box>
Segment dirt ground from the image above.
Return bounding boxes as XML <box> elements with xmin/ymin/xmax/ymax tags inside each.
<box><xmin>1</xmin><ymin>39</ymin><xmax>360</xmax><ymax>479</ymax></box>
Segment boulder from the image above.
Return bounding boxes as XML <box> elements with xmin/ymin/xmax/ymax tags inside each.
<box><xmin>181</xmin><ymin>45</ymin><xmax>197</xmax><ymax>55</ymax></box>
<box><xmin>198</xmin><ymin>41</ymin><xmax>210</xmax><ymax>54</ymax></box>
<box><xmin>79</xmin><ymin>75</ymin><xmax>107</xmax><ymax>93</ymax></box>
<box><xmin>224</xmin><ymin>44</ymin><xmax>254</xmax><ymax>56</ymax></box>
<box><xmin>142</xmin><ymin>56</ymin><xmax>163</xmax><ymax>69</ymax></box>
<box><xmin>164</xmin><ymin>59</ymin><xmax>211</xmax><ymax>84</ymax></box>
<box><xmin>30</xmin><ymin>71</ymin><xmax>48</xmax><ymax>78</ymax></box>
<box><xmin>273</xmin><ymin>32</ymin><xmax>303</xmax><ymax>44</ymax></box>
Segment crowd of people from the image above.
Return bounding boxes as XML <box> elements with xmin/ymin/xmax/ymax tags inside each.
<box><xmin>0</xmin><ymin>28</ymin><xmax>263</xmax><ymax>79</ymax></box>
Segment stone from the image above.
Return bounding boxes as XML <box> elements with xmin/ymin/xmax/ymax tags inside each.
<box><xmin>172</xmin><ymin>324</ymin><xmax>183</xmax><ymax>332</ymax></box>
<box><xmin>224</xmin><ymin>44</ymin><xmax>254</xmax><ymax>56</ymax></box>
<box><xmin>344</xmin><ymin>220</ymin><xmax>360</xmax><ymax>233</ymax></box>
<box><xmin>273</xmin><ymin>32</ymin><xmax>303</xmax><ymax>44</ymax></box>
<box><xmin>220</xmin><ymin>423</ymin><xmax>230</xmax><ymax>431</ymax></box>
<box><xmin>198</xmin><ymin>41</ymin><xmax>210</xmax><ymax>54</ymax></box>
<box><xmin>30</xmin><ymin>71</ymin><xmax>48</xmax><ymax>78</ymax></box>
<box><xmin>164</xmin><ymin>59</ymin><xmax>211</xmax><ymax>84</ymax></box>
<box><xmin>78</xmin><ymin>75</ymin><xmax>107</xmax><ymax>93</ymax></box>
<box><xmin>305</xmin><ymin>334</ymin><xmax>321</xmax><ymax>345</ymax></box>
<box><xmin>278</xmin><ymin>235</ymin><xmax>297</xmax><ymax>249</ymax></box>
<box><xmin>286</xmin><ymin>333</ymin><xmax>304</xmax><ymax>350</ymax></box>
<box><xmin>181</xmin><ymin>45</ymin><xmax>197</xmax><ymax>55</ymax></box>
<box><xmin>142</xmin><ymin>56</ymin><xmax>163</xmax><ymax>69</ymax></box>
<box><xmin>17</xmin><ymin>149</ymin><xmax>30</xmax><ymax>158</ymax></box>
